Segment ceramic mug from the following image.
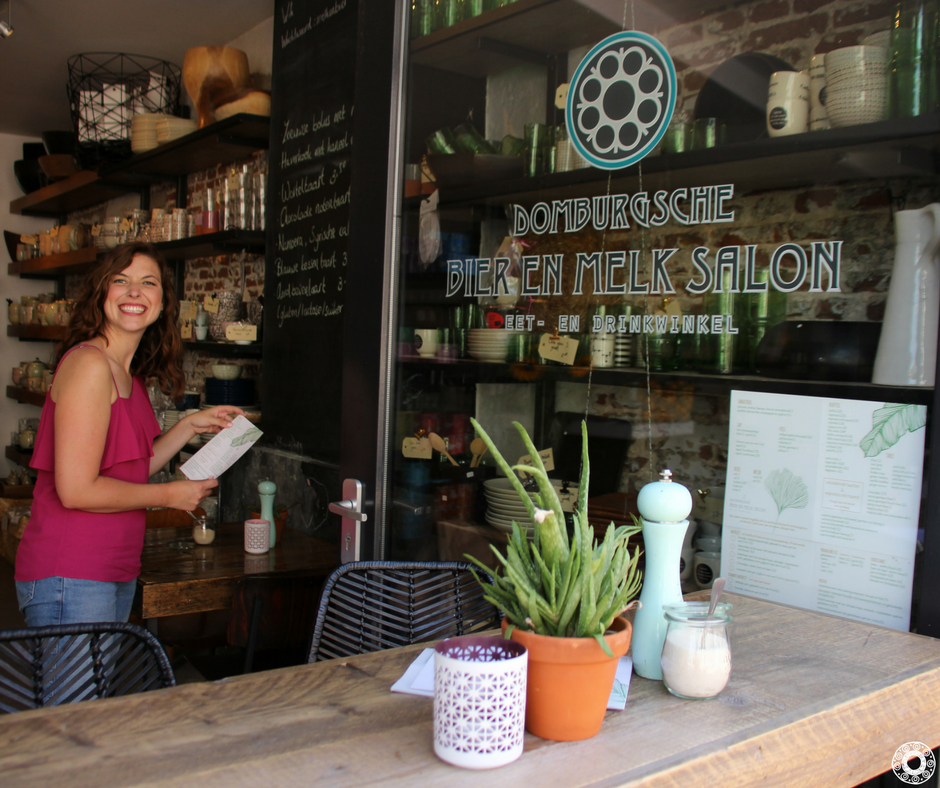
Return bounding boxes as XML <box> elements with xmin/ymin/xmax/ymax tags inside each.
<box><xmin>244</xmin><ymin>519</ymin><xmax>270</xmax><ymax>554</ymax></box>
<box><xmin>194</xmin><ymin>325</ymin><xmax>208</xmax><ymax>340</ymax></box>
<box><xmin>414</xmin><ymin>328</ymin><xmax>440</xmax><ymax>358</ymax></box>
<box><xmin>766</xmin><ymin>70</ymin><xmax>810</xmax><ymax>137</ymax></box>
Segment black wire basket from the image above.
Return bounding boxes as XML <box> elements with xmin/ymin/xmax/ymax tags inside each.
<box><xmin>67</xmin><ymin>53</ymin><xmax>182</xmax><ymax>168</ymax></box>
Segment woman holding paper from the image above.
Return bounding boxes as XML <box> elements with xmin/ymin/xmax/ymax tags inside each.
<box><xmin>15</xmin><ymin>242</ymin><xmax>244</xmax><ymax>626</ymax></box>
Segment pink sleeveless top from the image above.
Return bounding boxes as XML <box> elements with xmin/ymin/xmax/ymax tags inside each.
<box><xmin>15</xmin><ymin>345</ymin><xmax>162</xmax><ymax>583</ymax></box>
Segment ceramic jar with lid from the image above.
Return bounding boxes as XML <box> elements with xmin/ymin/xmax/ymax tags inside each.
<box><xmin>18</xmin><ymin>427</ymin><xmax>36</xmax><ymax>450</ymax></box>
<box><xmin>101</xmin><ymin>217</ymin><xmax>123</xmax><ymax>249</ymax></box>
<box><xmin>26</xmin><ymin>359</ymin><xmax>46</xmax><ymax>379</ymax></box>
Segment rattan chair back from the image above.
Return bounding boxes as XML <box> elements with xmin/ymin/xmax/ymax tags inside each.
<box><xmin>308</xmin><ymin>561</ymin><xmax>498</xmax><ymax>662</ymax></box>
<box><xmin>0</xmin><ymin>622</ymin><xmax>176</xmax><ymax>713</ymax></box>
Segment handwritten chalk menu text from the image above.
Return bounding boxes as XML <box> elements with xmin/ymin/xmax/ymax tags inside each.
<box><xmin>264</xmin><ymin>0</ymin><xmax>356</xmax><ymax>459</ymax></box>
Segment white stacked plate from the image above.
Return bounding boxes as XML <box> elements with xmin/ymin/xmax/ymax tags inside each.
<box><xmin>614</xmin><ymin>335</ymin><xmax>632</xmax><ymax>367</ymax></box>
<box><xmin>161</xmin><ymin>409</ymin><xmax>183</xmax><ymax>434</ymax></box>
<box><xmin>467</xmin><ymin>328</ymin><xmax>523</xmax><ymax>362</ymax></box>
<box><xmin>156</xmin><ymin>117</ymin><xmax>197</xmax><ymax>144</ymax></box>
<box><xmin>131</xmin><ymin>113</ymin><xmax>167</xmax><ymax>153</ymax></box>
<box><xmin>482</xmin><ymin>477</ymin><xmax>579</xmax><ymax>537</ymax></box>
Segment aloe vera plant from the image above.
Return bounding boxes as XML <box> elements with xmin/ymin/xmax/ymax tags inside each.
<box><xmin>467</xmin><ymin>417</ymin><xmax>643</xmax><ymax>656</ymax></box>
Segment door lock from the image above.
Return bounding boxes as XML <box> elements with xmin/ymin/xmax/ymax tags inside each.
<box><xmin>329</xmin><ymin>479</ymin><xmax>366</xmax><ymax>563</ymax></box>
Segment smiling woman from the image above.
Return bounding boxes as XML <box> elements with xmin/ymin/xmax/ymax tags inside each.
<box><xmin>13</xmin><ymin>243</ymin><xmax>246</xmax><ymax>627</ymax></box>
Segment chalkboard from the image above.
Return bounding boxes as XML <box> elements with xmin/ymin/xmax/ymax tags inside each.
<box><xmin>263</xmin><ymin>0</ymin><xmax>357</xmax><ymax>463</ymax></box>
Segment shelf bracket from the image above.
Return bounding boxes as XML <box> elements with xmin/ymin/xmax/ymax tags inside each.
<box><xmin>476</xmin><ymin>37</ymin><xmax>548</xmax><ymax>66</ymax></box>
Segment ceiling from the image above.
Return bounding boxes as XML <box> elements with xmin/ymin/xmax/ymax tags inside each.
<box><xmin>0</xmin><ymin>0</ymin><xmax>274</xmax><ymax>138</ymax></box>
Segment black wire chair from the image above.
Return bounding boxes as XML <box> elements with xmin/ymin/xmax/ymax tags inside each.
<box><xmin>307</xmin><ymin>561</ymin><xmax>499</xmax><ymax>662</ymax></box>
<box><xmin>0</xmin><ymin>622</ymin><xmax>176</xmax><ymax>713</ymax></box>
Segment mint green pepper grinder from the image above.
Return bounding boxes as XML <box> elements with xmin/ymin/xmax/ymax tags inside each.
<box><xmin>632</xmin><ymin>469</ymin><xmax>693</xmax><ymax>680</ymax></box>
<box><xmin>259</xmin><ymin>479</ymin><xmax>277</xmax><ymax>548</ymax></box>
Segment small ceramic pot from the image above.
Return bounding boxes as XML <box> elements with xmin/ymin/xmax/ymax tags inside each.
<box><xmin>26</xmin><ymin>359</ymin><xmax>46</xmax><ymax>378</ymax></box>
<box><xmin>8</xmin><ymin>301</ymin><xmax>20</xmax><ymax>324</ymax></box>
<box><xmin>11</xmin><ymin>367</ymin><xmax>23</xmax><ymax>386</ymax></box>
<box><xmin>18</xmin><ymin>428</ymin><xmax>36</xmax><ymax>450</ymax></box>
<box><xmin>27</xmin><ymin>376</ymin><xmax>43</xmax><ymax>393</ymax></box>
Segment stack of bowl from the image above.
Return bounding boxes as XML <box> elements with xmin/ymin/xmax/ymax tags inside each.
<box><xmin>467</xmin><ymin>328</ymin><xmax>524</xmax><ymax>362</ymax></box>
<box><xmin>131</xmin><ymin>114</ymin><xmax>168</xmax><ymax>153</ymax></box>
<box><xmin>156</xmin><ymin>116</ymin><xmax>198</xmax><ymax>145</ymax></box>
<box><xmin>824</xmin><ymin>45</ymin><xmax>887</xmax><ymax>127</ymax></box>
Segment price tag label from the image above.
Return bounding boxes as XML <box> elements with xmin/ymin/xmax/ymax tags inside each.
<box><xmin>180</xmin><ymin>320</ymin><xmax>193</xmax><ymax>340</ymax></box>
<box><xmin>557</xmin><ymin>487</ymin><xmax>578</xmax><ymax>513</ymax></box>
<box><xmin>538</xmin><ymin>334</ymin><xmax>579</xmax><ymax>365</ymax></box>
<box><xmin>517</xmin><ymin>448</ymin><xmax>555</xmax><ymax>472</ymax></box>
<box><xmin>402</xmin><ymin>437</ymin><xmax>432</xmax><ymax>459</ymax></box>
<box><xmin>225</xmin><ymin>323</ymin><xmax>257</xmax><ymax>341</ymax></box>
<box><xmin>180</xmin><ymin>300</ymin><xmax>197</xmax><ymax>321</ymax></box>
<box><xmin>203</xmin><ymin>295</ymin><xmax>220</xmax><ymax>314</ymax></box>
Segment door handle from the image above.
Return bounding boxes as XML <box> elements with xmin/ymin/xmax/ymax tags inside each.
<box><xmin>330</xmin><ymin>479</ymin><xmax>367</xmax><ymax>563</ymax></box>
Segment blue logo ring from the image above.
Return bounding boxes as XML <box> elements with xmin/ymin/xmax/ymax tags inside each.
<box><xmin>566</xmin><ymin>30</ymin><xmax>677</xmax><ymax>170</ymax></box>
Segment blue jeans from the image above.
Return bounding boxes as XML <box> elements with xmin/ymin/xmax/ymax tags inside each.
<box><xmin>15</xmin><ymin>576</ymin><xmax>137</xmax><ymax>627</ymax></box>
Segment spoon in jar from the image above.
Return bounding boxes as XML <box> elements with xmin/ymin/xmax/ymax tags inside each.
<box><xmin>428</xmin><ymin>432</ymin><xmax>459</xmax><ymax>466</ymax></box>
<box><xmin>469</xmin><ymin>437</ymin><xmax>486</xmax><ymax>468</ymax></box>
<box><xmin>705</xmin><ymin>577</ymin><xmax>726</xmax><ymax>619</ymax></box>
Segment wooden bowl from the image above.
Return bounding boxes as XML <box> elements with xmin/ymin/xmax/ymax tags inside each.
<box><xmin>182</xmin><ymin>46</ymin><xmax>251</xmax><ymax>128</ymax></box>
<box><xmin>38</xmin><ymin>154</ymin><xmax>79</xmax><ymax>182</ymax></box>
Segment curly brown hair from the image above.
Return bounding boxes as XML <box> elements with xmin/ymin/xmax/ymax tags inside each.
<box><xmin>59</xmin><ymin>242</ymin><xmax>185</xmax><ymax>400</ymax></box>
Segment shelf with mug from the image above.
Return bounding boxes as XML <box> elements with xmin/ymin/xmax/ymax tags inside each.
<box><xmin>156</xmin><ymin>230</ymin><xmax>266</xmax><ymax>260</ymax></box>
<box><xmin>6</xmin><ymin>246</ymin><xmax>99</xmax><ymax>279</ymax></box>
<box><xmin>398</xmin><ymin>357</ymin><xmax>934</xmax><ymax>406</ymax></box>
<box><xmin>409</xmin><ymin>0</ymin><xmax>736</xmax><ymax>78</ymax></box>
<box><xmin>6</xmin><ymin>325</ymin><xmax>66</xmax><ymax>341</ymax></box>
<box><xmin>183</xmin><ymin>339</ymin><xmax>263</xmax><ymax>358</ymax></box>
<box><xmin>5</xmin><ymin>386</ymin><xmax>45</xmax><ymax>408</ymax></box>
<box><xmin>4</xmin><ymin>445</ymin><xmax>34</xmax><ymax>468</ymax></box>
<box><xmin>431</xmin><ymin>112</ymin><xmax>940</xmax><ymax>208</ymax></box>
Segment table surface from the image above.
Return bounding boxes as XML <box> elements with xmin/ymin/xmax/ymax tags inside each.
<box><xmin>136</xmin><ymin>522</ymin><xmax>338</xmax><ymax>619</ymax></box>
<box><xmin>2</xmin><ymin>592</ymin><xmax>939</xmax><ymax>788</ymax></box>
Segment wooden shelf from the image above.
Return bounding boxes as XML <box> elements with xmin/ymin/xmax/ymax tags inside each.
<box><xmin>157</xmin><ymin>230</ymin><xmax>266</xmax><ymax>260</ymax></box>
<box><xmin>398</xmin><ymin>358</ymin><xmax>934</xmax><ymax>406</ymax></box>
<box><xmin>183</xmin><ymin>340</ymin><xmax>263</xmax><ymax>358</ymax></box>
<box><xmin>99</xmin><ymin>114</ymin><xmax>271</xmax><ymax>186</ymax></box>
<box><xmin>9</xmin><ymin>170</ymin><xmax>132</xmax><ymax>218</ymax></box>
<box><xmin>8</xmin><ymin>115</ymin><xmax>271</xmax><ymax>218</ymax></box>
<box><xmin>430</xmin><ymin>112</ymin><xmax>940</xmax><ymax>207</ymax></box>
<box><xmin>5</xmin><ymin>386</ymin><xmax>45</xmax><ymax>408</ymax></box>
<box><xmin>7</xmin><ymin>324</ymin><xmax>66</xmax><ymax>341</ymax></box>
<box><xmin>7</xmin><ymin>247</ymin><xmax>99</xmax><ymax>278</ymax></box>
<box><xmin>0</xmin><ymin>482</ymin><xmax>34</xmax><ymax>499</ymax></box>
<box><xmin>5</xmin><ymin>445</ymin><xmax>34</xmax><ymax>467</ymax></box>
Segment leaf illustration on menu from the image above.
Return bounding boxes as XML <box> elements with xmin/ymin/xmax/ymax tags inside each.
<box><xmin>859</xmin><ymin>404</ymin><xmax>927</xmax><ymax>458</ymax></box>
<box><xmin>231</xmin><ymin>428</ymin><xmax>263</xmax><ymax>447</ymax></box>
<box><xmin>764</xmin><ymin>468</ymin><xmax>809</xmax><ymax>520</ymax></box>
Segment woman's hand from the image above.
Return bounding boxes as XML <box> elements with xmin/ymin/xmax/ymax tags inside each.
<box><xmin>164</xmin><ymin>478</ymin><xmax>219</xmax><ymax>511</ymax></box>
<box><xmin>183</xmin><ymin>406</ymin><xmax>247</xmax><ymax>436</ymax></box>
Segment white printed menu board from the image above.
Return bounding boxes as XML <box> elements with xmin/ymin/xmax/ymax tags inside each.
<box><xmin>722</xmin><ymin>391</ymin><xmax>926</xmax><ymax>631</ymax></box>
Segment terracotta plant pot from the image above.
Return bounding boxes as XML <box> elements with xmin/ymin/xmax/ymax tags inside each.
<box><xmin>250</xmin><ymin>511</ymin><xmax>286</xmax><ymax>544</ymax></box>
<box><xmin>502</xmin><ymin>616</ymin><xmax>632</xmax><ymax>742</ymax></box>
<box><xmin>182</xmin><ymin>47</ymin><xmax>251</xmax><ymax>128</ymax></box>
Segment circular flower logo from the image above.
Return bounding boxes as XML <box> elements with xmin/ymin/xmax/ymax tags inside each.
<box><xmin>566</xmin><ymin>30</ymin><xmax>676</xmax><ymax>170</ymax></box>
<box><xmin>893</xmin><ymin>742</ymin><xmax>936</xmax><ymax>784</ymax></box>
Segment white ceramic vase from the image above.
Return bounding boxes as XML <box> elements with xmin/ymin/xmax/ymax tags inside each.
<box><xmin>873</xmin><ymin>203</ymin><xmax>940</xmax><ymax>386</ymax></box>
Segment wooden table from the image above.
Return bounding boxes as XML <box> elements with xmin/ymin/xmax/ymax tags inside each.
<box><xmin>2</xmin><ymin>593</ymin><xmax>939</xmax><ymax>787</ymax></box>
<box><xmin>136</xmin><ymin>522</ymin><xmax>338</xmax><ymax>619</ymax></box>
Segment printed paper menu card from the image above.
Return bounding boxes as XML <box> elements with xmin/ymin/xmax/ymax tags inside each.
<box><xmin>723</xmin><ymin>391</ymin><xmax>925</xmax><ymax>631</ymax></box>
<box><xmin>180</xmin><ymin>415</ymin><xmax>262</xmax><ymax>481</ymax></box>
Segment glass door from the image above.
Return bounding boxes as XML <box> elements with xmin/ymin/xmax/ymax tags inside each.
<box><xmin>375</xmin><ymin>0</ymin><xmax>940</xmax><ymax>635</ymax></box>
